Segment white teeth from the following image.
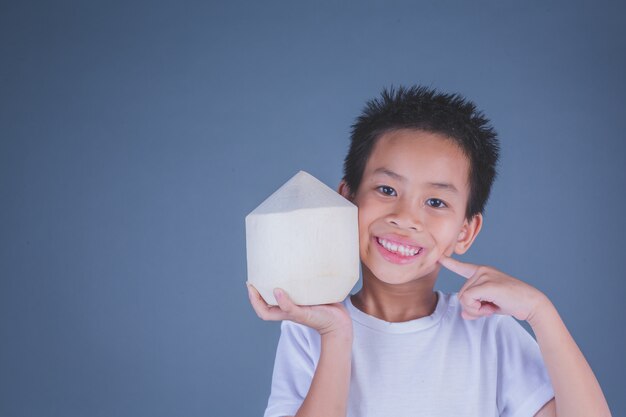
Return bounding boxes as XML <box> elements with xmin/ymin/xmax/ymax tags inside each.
<box><xmin>378</xmin><ymin>238</ymin><xmax>421</xmax><ymax>257</ymax></box>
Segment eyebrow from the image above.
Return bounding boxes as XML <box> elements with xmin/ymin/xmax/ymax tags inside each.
<box><xmin>427</xmin><ymin>182</ymin><xmax>459</xmax><ymax>194</ymax></box>
<box><xmin>372</xmin><ymin>168</ymin><xmax>459</xmax><ymax>194</ymax></box>
<box><xmin>373</xmin><ymin>168</ymin><xmax>406</xmax><ymax>182</ymax></box>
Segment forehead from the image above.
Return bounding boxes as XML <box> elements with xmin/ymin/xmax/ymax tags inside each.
<box><xmin>365</xmin><ymin>129</ymin><xmax>471</xmax><ymax>192</ymax></box>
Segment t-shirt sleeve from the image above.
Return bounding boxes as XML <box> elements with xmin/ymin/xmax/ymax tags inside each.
<box><xmin>495</xmin><ymin>316</ymin><xmax>555</xmax><ymax>417</ymax></box>
<box><xmin>263</xmin><ymin>320</ymin><xmax>320</xmax><ymax>417</ymax></box>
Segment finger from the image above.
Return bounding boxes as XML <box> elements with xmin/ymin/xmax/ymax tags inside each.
<box><xmin>247</xmin><ymin>284</ymin><xmax>289</xmax><ymax>321</ymax></box>
<box><xmin>457</xmin><ymin>270</ymin><xmax>491</xmax><ymax>305</ymax></box>
<box><xmin>461</xmin><ymin>310</ymin><xmax>481</xmax><ymax>320</ymax></box>
<box><xmin>478</xmin><ymin>302</ymin><xmax>498</xmax><ymax>316</ymax></box>
<box><xmin>461</xmin><ymin>306</ymin><xmax>495</xmax><ymax>320</ymax></box>
<box><xmin>274</xmin><ymin>288</ymin><xmax>315</xmax><ymax>323</ymax></box>
<box><xmin>457</xmin><ymin>272</ymin><xmax>482</xmax><ymax>301</ymax></box>
<box><xmin>274</xmin><ymin>288</ymin><xmax>297</xmax><ymax>314</ymax></box>
<box><xmin>459</xmin><ymin>285</ymin><xmax>499</xmax><ymax>318</ymax></box>
<box><xmin>461</xmin><ymin>303</ymin><xmax>484</xmax><ymax>320</ymax></box>
<box><xmin>460</xmin><ymin>299</ymin><xmax>496</xmax><ymax>320</ymax></box>
<box><xmin>458</xmin><ymin>291</ymin><xmax>482</xmax><ymax>312</ymax></box>
<box><xmin>439</xmin><ymin>255</ymin><xmax>479</xmax><ymax>279</ymax></box>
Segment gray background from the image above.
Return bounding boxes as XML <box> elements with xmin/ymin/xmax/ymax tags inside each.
<box><xmin>1</xmin><ymin>1</ymin><xmax>625</xmax><ymax>416</ymax></box>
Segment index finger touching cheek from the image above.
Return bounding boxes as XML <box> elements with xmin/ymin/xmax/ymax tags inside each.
<box><xmin>438</xmin><ymin>255</ymin><xmax>479</xmax><ymax>279</ymax></box>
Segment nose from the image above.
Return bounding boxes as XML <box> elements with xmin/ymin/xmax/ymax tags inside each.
<box><xmin>387</xmin><ymin>198</ymin><xmax>423</xmax><ymax>231</ymax></box>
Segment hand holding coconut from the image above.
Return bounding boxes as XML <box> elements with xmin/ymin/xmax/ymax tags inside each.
<box><xmin>247</xmin><ymin>284</ymin><xmax>352</xmax><ymax>337</ymax></box>
<box><xmin>245</xmin><ymin>171</ymin><xmax>359</xmax><ymax>336</ymax></box>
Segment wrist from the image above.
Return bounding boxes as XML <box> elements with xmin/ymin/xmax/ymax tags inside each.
<box><xmin>320</xmin><ymin>323</ymin><xmax>353</xmax><ymax>343</ymax></box>
<box><xmin>526</xmin><ymin>292</ymin><xmax>556</xmax><ymax>330</ymax></box>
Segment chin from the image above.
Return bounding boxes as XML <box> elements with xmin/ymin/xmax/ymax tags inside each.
<box><xmin>365</xmin><ymin>263</ymin><xmax>437</xmax><ymax>286</ymax></box>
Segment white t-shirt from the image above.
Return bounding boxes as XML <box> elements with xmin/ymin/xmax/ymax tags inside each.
<box><xmin>264</xmin><ymin>291</ymin><xmax>554</xmax><ymax>417</ymax></box>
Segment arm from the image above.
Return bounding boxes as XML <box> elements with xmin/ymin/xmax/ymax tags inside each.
<box><xmin>247</xmin><ymin>284</ymin><xmax>352</xmax><ymax>417</ymax></box>
<box><xmin>528</xmin><ymin>295</ymin><xmax>610</xmax><ymax>417</ymax></box>
<box><xmin>294</xmin><ymin>326</ymin><xmax>352</xmax><ymax>417</ymax></box>
<box><xmin>439</xmin><ymin>257</ymin><xmax>611</xmax><ymax>417</ymax></box>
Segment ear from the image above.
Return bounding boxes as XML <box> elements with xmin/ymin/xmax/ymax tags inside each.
<box><xmin>337</xmin><ymin>179</ymin><xmax>353</xmax><ymax>201</ymax></box>
<box><xmin>454</xmin><ymin>213</ymin><xmax>483</xmax><ymax>255</ymax></box>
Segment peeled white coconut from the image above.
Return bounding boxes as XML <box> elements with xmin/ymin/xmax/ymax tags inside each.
<box><xmin>245</xmin><ymin>171</ymin><xmax>359</xmax><ymax>306</ymax></box>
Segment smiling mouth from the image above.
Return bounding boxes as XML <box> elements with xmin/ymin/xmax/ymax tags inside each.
<box><xmin>376</xmin><ymin>237</ymin><xmax>423</xmax><ymax>257</ymax></box>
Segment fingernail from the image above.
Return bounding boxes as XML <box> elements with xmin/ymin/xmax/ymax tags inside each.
<box><xmin>273</xmin><ymin>288</ymin><xmax>282</xmax><ymax>299</ymax></box>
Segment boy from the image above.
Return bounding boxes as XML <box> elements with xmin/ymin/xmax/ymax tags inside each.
<box><xmin>247</xmin><ymin>86</ymin><xmax>611</xmax><ymax>417</ymax></box>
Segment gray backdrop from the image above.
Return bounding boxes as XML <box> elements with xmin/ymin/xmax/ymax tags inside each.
<box><xmin>1</xmin><ymin>1</ymin><xmax>625</xmax><ymax>416</ymax></box>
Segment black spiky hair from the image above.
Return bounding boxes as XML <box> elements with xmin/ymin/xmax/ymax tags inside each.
<box><xmin>343</xmin><ymin>85</ymin><xmax>500</xmax><ymax>219</ymax></box>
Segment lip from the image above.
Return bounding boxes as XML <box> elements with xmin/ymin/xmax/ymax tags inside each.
<box><xmin>373</xmin><ymin>234</ymin><xmax>425</xmax><ymax>265</ymax></box>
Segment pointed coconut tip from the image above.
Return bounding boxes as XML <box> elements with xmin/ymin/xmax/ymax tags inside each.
<box><xmin>247</xmin><ymin>170</ymin><xmax>354</xmax><ymax>217</ymax></box>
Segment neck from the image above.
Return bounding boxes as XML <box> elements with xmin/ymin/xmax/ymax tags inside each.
<box><xmin>351</xmin><ymin>266</ymin><xmax>439</xmax><ymax>322</ymax></box>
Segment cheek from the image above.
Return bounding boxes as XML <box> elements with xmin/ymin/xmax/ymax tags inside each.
<box><xmin>430</xmin><ymin>219</ymin><xmax>464</xmax><ymax>248</ymax></box>
<box><xmin>355</xmin><ymin>203</ymin><xmax>381</xmax><ymax>251</ymax></box>
<box><xmin>357</xmin><ymin>215</ymin><xmax>374</xmax><ymax>249</ymax></box>
<box><xmin>355</xmin><ymin>199</ymin><xmax>377</xmax><ymax>232</ymax></box>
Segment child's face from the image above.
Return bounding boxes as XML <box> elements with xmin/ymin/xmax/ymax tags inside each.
<box><xmin>340</xmin><ymin>129</ymin><xmax>482</xmax><ymax>286</ymax></box>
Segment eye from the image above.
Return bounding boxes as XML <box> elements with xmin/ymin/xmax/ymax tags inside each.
<box><xmin>426</xmin><ymin>198</ymin><xmax>447</xmax><ymax>208</ymax></box>
<box><xmin>377</xmin><ymin>185</ymin><xmax>397</xmax><ymax>196</ymax></box>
